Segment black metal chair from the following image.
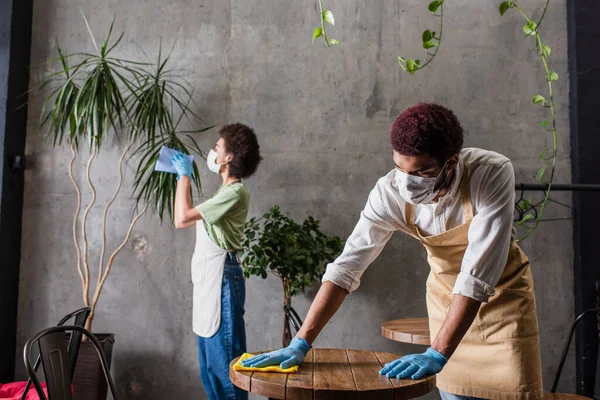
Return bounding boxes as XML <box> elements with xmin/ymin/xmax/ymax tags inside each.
<box><xmin>546</xmin><ymin>308</ymin><xmax>600</xmax><ymax>400</ymax></box>
<box><xmin>19</xmin><ymin>307</ymin><xmax>91</xmax><ymax>400</ymax></box>
<box><xmin>23</xmin><ymin>325</ymin><xmax>118</xmax><ymax>400</ymax></box>
<box><xmin>283</xmin><ymin>305</ymin><xmax>304</xmax><ymax>334</ymax></box>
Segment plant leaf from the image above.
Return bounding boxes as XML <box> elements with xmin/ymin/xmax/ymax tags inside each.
<box><xmin>499</xmin><ymin>1</ymin><xmax>511</xmax><ymax>16</ymax></box>
<box><xmin>532</xmin><ymin>94</ymin><xmax>546</xmax><ymax>104</ymax></box>
<box><xmin>422</xmin><ymin>30</ymin><xmax>433</xmax><ymax>43</ymax></box>
<box><xmin>523</xmin><ymin>21</ymin><xmax>537</xmax><ymax>36</ymax></box>
<box><xmin>536</xmin><ymin>167</ymin><xmax>546</xmax><ymax>182</ymax></box>
<box><xmin>323</xmin><ymin>10</ymin><xmax>335</xmax><ymax>25</ymax></box>
<box><xmin>398</xmin><ymin>57</ymin><xmax>407</xmax><ymax>72</ymax></box>
<box><xmin>548</xmin><ymin>71</ymin><xmax>559</xmax><ymax>82</ymax></box>
<box><xmin>406</xmin><ymin>59</ymin><xmax>419</xmax><ymax>75</ymax></box>
<box><xmin>329</xmin><ymin>39</ymin><xmax>340</xmax><ymax>45</ymax></box>
<box><xmin>428</xmin><ymin>0</ymin><xmax>443</xmax><ymax>13</ymax></box>
<box><xmin>423</xmin><ymin>41</ymin><xmax>439</xmax><ymax>50</ymax></box>
<box><xmin>539</xmin><ymin>120</ymin><xmax>549</xmax><ymax>128</ymax></box>
<box><xmin>518</xmin><ymin>213</ymin><xmax>535</xmax><ymax>226</ymax></box>
<box><xmin>540</xmin><ymin>43</ymin><xmax>551</xmax><ymax>57</ymax></box>
<box><xmin>539</xmin><ymin>147</ymin><xmax>549</xmax><ymax>159</ymax></box>
<box><xmin>312</xmin><ymin>27</ymin><xmax>323</xmax><ymax>43</ymax></box>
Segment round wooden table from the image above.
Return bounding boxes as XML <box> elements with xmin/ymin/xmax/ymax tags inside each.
<box><xmin>381</xmin><ymin>318</ymin><xmax>431</xmax><ymax>345</ymax></box>
<box><xmin>381</xmin><ymin>320</ymin><xmax>590</xmax><ymax>400</ymax></box>
<box><xmin>230</xmin><ymin>348</ymin><xmax>436</xmax><ymax>399</ymax></box>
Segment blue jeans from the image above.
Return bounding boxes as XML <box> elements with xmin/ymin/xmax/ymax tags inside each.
<box><xmin>197</xmin><ymin>253</ymin><xmax>248</xmax><ymax>400</ymax></box>
<box><xmin>439</xmin><ymin>390</ymin><xmax>487</xmax><ymax>400</ymax></box>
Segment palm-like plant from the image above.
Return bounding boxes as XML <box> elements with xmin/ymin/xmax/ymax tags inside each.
<box><xmin>39</xmin><ymin>15</ymin><xmax>211</xmax><ymax>330</ymax></box>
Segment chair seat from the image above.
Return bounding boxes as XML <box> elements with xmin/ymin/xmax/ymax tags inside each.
<box><xmin>0</xmin><ymin>382</ymin><xmax>48</xmax><ymax>400</ymax></box>
<box><xmin>543</xmin><ymin>392</ymin><xmax>591</xmax><ymax>400</ymax></box>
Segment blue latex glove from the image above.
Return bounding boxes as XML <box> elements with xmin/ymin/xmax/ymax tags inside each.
<box><xmin>379</xmin><ymin>347</ymin><xmax>447</xmax><ymax>380</ymax></box>
<box><xmin>240</xmin><ymin>337</ymin><xmax>311</xmax><ymax>369</ymax></box>
<box><xmin>171</xmin><ymin>152</ymin><xmax>194</xmax><ymax>180</ymax></box>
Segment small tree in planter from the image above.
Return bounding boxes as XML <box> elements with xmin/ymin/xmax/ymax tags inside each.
<box><xmin>242</xmin><ymin>205</ymin><xmax>344</xmax><ymax>347</ymax></box>
<box><xmin>38</xmin><ymin>17</ymin><xmax>211</xmax><ymax>400</ymax></box>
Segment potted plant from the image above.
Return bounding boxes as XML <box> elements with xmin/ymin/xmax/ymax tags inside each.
<box><xmin>241</xmin><ymin>206</ymin><xmax>344</xmax><ymax>347</ymax></box>
<box><xmin>38</xmin><ymin>16</ymin><xmax>211</xmax><ymax>400</ymax></box>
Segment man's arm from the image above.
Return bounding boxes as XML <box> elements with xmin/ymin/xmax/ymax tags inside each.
<box><xmin>431</xmin><ymin>294</ymin><xmax>481</xmax><ymax>358</ymax></box>
<box><xmin>297</xmin><ymin>281</ymin><xmax>348</xmax><ymax>345</ymax></box>
<box><xmin>241</xmin><ymin>180</ymin><xmax>401</xmax><ymax>369</ymax></box>
<box><xmin>174</xmin><ymin>176</ymin><xmax>202</xmax><ymax>228</ymax></box>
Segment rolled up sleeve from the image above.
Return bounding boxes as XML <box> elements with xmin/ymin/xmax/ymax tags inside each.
<box><xmin>322</xmin><ymin>182</ymin><xmax>400</xmax><ymax>294</ymax></box>
<box><xmin>453</xmin><ymin>161</ymin><xmax>515</xmax><ymax>303</ymax></box>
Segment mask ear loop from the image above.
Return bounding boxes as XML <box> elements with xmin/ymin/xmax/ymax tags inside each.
<box><xmin>433</xmin><ymin>156</ymin><xmax>456</xmax><ymax>192</ymax></box>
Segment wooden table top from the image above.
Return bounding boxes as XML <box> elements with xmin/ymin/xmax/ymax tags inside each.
<box><xmin>230</xmin><ymin>348</ymin><xmax>436</xmax><ymax>400</ymax></box>
<box><xmin>382</xmin><ymin>318</ymin><xmax>431</xmax><ymax>346</ymax></box>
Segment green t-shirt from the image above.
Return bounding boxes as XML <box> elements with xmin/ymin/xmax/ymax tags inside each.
<box><xmin>195</xmin><ymin>183</ymin><xmax>250</xmax><ymax>250</ymax></box>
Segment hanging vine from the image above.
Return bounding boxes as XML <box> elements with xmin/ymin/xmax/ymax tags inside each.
<box><xmin>398</xmin><ymin>0</ymin><xmax>445</xmax><ymax>74</ymax></box>
<box><xmin>310</xmin><ymin>1</ymin><xmax>558</xmax><ymax>240</ymax></box>
<box><xmin>312</xmin><ymin>0</ymin><xmax>339</xmax><ymax>47</ymax></box>
<box><xmin>500</xmin><ymin>0</ymin><xmax>556</xmax><ymax>241</ymax></box>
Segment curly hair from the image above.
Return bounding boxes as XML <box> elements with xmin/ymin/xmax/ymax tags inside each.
<box><xmin>390</xmin><ymin>103</ymin><xmax>464</xmax><ymax>165</ymax></box>
<box><xmin>220</xmin><ymin>123</ymin><xmax>262</xmax><ymax>179</ymax></box>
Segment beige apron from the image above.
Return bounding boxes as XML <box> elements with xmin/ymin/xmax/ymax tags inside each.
<box><xmin>405</xmin><ymin>168</ymin><xmax>543</xmax><ymax>400</ymax></box>
<box><xmin>192</xmin><ymin>221</ymin><xmax>229</xmax><ymax>338</ymax></box>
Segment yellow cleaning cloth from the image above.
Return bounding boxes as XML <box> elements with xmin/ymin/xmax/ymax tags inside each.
<box><xmin>233</xmin><ymin>353</ymin><xmax>299</xmax><ymax>373</ymax></box>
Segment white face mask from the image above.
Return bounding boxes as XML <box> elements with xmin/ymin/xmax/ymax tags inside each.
<box><xmin>395</xmin><ymin>162</ymin><xmax>450</xmax><ymax>205</ymax></box>
<box><xmin>207</xmin><ymin>149</ymin><xmax>227</xmax><ymax>174</ymax></box>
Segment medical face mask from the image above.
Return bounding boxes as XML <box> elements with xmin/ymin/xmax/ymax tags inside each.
<box><xmin>207</xmin><ymin>149</ymin><xmax>228</xmax><ymax>174</ymax></box>
<box><xmin>395</xmin><ymin>162</ymin><xmax>450</xmax><ymax>205</ymax></box>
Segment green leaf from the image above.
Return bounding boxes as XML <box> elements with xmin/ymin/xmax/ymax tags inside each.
<box><xmin>428</xmin><ymin>0</ymin><xmax>443</xmax><ymax>13</ymax></box>
<box><xmin>406</xmin><ymin>59</ymin><xmax>421</xmax><ymax>75</ymax></box>
<box><xmin>548</xmin><ymin>71</ymin><xmax>559</xmax><ymax>82</ymax></box>
<box><xmin>539</xmin><ymin>147</ymin><xmax>549</xmax><ymax>159</ymax></box>
<box><xmin>499</xmin><ymin>1</ymin><xmax>511</xmax><ymax>16</ymax></box>
<box><xmin>398</xmin><ymin>57</ymin><xmax>407</xmax><ymax>72</ymax></box>
<box><xmin>423</xmin><ymin>41</ymin><xmax>439</xmax><ymax>50</ymax></box>
<box><xmin>536</xmin><ymin>167</ymin><xmax>546</xmax><ymax>182</ymax></box>
<box><xmin>539</xmin><ymin>120</ymin><xmax>549</xmax><ymax>128</ymax></box>
<box><xmin>532</xmin><ymin>94</ymin><xmax>546</xmax><ymax>104</ymax></box>
<box><xmin>329</xmin><ymin>39</ymin><xmax>340</xmax><ymax>45</ymax></box>
<box><xmin>422</xmin><ymin>30</ymin><xmax>433</xmax><ymax>42</ymax></box>
<box><xmin>312</xmin><ymin>27</ymin><xmax>323</xmax><ymax>43</ymax></box>
<box><xmin>323</xmin><ymin>10</ymin><xmax>335</xmax><ymax>25</ymax></box>
<box><xmin>523</xmin><ymin>21</ymin><xmax>537</xmax><ymax>36</ymax></box>
<box><xmin>518</xmin><ymin>213</ymin><xmax>535</xmax><ymax>226</ymax></box>
<box><xmin>540</xmin><ymin>43</ymin><xmax>551</xmax><ymax>57</ymax></box>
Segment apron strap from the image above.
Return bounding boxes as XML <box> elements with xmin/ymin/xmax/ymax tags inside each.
<box><xmin>460</xmin><ymin>166</ymin><xmax>474</xmax><ymax>222</ymax></box>
<box><xmin>404</xmin><ymin>200</ymin><xmax>419</xmax><ymax>236</ymax></box>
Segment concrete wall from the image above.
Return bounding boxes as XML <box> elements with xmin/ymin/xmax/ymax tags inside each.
<box><xmin>17</xmin><ymin>0</ymin><xmax>573</xmax><ymax>398</ymax></box>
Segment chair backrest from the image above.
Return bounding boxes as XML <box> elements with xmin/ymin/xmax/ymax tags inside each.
<box><xmin>23</xmin><ymin>325</ymin><xmax>118</xmax><ymax>400</ymax></box>
<box><xmin>57</xmin><ymin>307</ymin><xmax>91</xmax><ymax>380</ymax></box>
<box><xmin>37</xmin><ymin>331</ymin><xmax>72</xmax><ymax>400</ymax></box>
<box><xmin>21</xmin><ymin>308</ymin><xmax>90</xmax><ymax>400</ymax></box>
<box><xmin>283</xmin><ymin>305</ymin><xmax>304</xmax><ymax>334</ymax></box>
<box><xmin>551</xmin><ymin>308</ymin><xmax>600</xmax><ymax>394</ymax></box>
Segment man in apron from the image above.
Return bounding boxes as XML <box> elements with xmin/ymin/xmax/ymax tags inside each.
<box><xmin>172</xmin><ymin>123</ymin><xmax>262</xmax><ymax>400</ymax></box>
<box><xmin>242</xmin><ymin>103</ymin><xmax>543</xmax><ymax>400</ymax></box>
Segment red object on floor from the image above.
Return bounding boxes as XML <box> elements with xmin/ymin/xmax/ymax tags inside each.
<box><xmin>0</xmin><ymin>381</ymin><xmax>73</xmax><ymax>400</ymax></box>
<box><xmin>0</xmin><ymin>381</ymin><xmax>48</xmax><ymax>400</ymax></box>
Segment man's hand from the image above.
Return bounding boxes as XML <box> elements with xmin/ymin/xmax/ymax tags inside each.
<box><xmin>379</xmin><ymin>347</ymin><xmax>447</xmax><ymax>380</ymax></box>
<box><xmin>240</xmin><ymin>337</ymin><xmax>310</xmax><ymax>369</ymax></box>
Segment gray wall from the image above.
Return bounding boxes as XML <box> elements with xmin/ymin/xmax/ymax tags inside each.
<box><xmin>17</xmin><ymin>0</ymin><xmax>573</xmax><ymax>399</ymax></box>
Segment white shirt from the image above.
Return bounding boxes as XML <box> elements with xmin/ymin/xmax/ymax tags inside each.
<box><xmin>322</xmin><ymin>148</ymin><xmax>516</xmax><ymax>303</ymax></box>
